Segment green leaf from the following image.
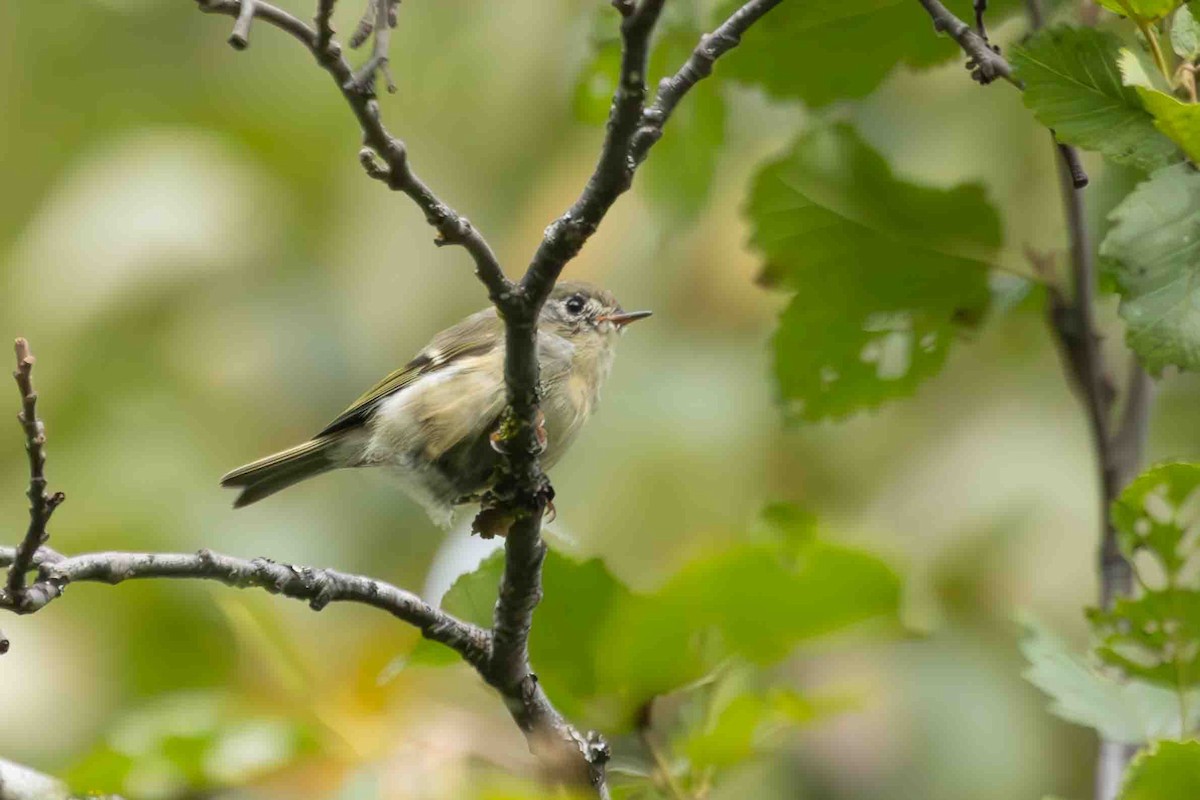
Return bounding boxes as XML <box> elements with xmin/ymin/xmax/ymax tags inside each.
<box><xmin>420</xmin><ymin>507</ymin><xmax>900</xmax><ymax>733</ymax></box>
<box><xmin>1110</xmin><ymin>461</ymin><xmax>1200</xmax><ymax>575</ymax></box>
<box><xmin>709</xmin><ymin>0</ymin><xmax>1035</xmax><ymax>107</ymax></box>
<box><xmin>709</xmin><ymin>0</ymin><xmax>952</xmax><ymax>107</ymax></box>
<box><xmin>1095</xmin><ymin>0</ymin><xmax>1182</xmax><ymax>21</ymax></box>
<box><xmin>1120</xmin><ymin>741</ymin><xmax>1200</xmax><ymax>800</ymax></box>
<box><xmin>410</xmin><ymin>552</ymin><xmax>504</xmax><ymax>666</ymax></box>
<box><xmin>681</xmin><ymin>688</ymin><xmax>838</xmax><ymax>768</ymax></box>
<box><xmin>1090</xmin><ymin>589</ymin><xmax>1200</xmax><ymax>688</ymax></box>
<box><xmin>1013</xmin><ymin>27</ymin><xmax>1181</xmax><ymax>171</ymax></box>
<box><xmin>1100</xmin><ymin>164</ymin><xmax>1200</xmax><ymax>372</ymax></box>
<box><xmin>572</xmin><ymin>40</ymin><xmax>620</xmax><ymax>126</ymax></box>
<box><xmin>746</xmin><ymin>124</ymin><xmax>997</xmax><ymax>421</ymax></box>
<box><xmin>1090</xmin><ymin>463</ymin><xmax>1200</xmax><ymax>690</ymax></box>
<box><xmin>640</xmin><ymin>30</ymin><xmax>726</xmax><ymax>219</ymax></box>
<box><xmin>64</xmin><ymin>691</ymin><xmax>316</xmax><ymax>798</ymax></box>
<box><xmin>1172</xmin><ymin>3</ymin><xmax>1200</xmax><ymax>58</ymax></box>
<box><xmin>596</xmin><ymin>517</ymin><xmax>901</xmax><ymax>727</ymax></box>
<box><xmin>1138</xmin><ymin>87</ymin><xmax>1200</xmax><ymax>163</ymax></box>
<box><xmin>1019</xmin><ymin>615</ymin><xmax>1200</xmax><ymax>743</ymax></box>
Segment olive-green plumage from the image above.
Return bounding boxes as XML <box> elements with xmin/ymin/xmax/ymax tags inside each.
<box><xmin>220</xmin><ymin>282</ymin><xmax>650</xmax><ymax>525</ymax></box>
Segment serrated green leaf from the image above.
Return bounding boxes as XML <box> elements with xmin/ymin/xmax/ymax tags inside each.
<box><xmin>1090</xmin><ymin>463</ymin><xmax>1200</xmax><ymax>691</ymax></box>
<box><xmin>1019</xmin><ymin>615</ymin><xmax>1200</xmax><ymax>742</ymax></box>
<box><xmin>1013</xmin><ymin>27</ymin><xmax>1181</xmax><ymax>171</ymax></box>
<box><xmin>1173</xmin><ymin>4</ymin><xmax>1200</xmax><ymax>58</ymax></box>
<box><xmin>1100</xmin><ymin>164</ymin><xmax>1200</xmax><ymax>372</ymax></box>
<box><xmin>1118</xmin><ymin>46</ymin><xmax>1173</xmax><ymax>92</ymax></box>
<box><xmin>1120</xmin><ymin>741</ymin><xmax>1200</xmax><ymax>800</ymax></box>
<box><xmin>746</xmin><ymin>124</ymin><xmax>997</xmax><ymax>421</ymax></box>
<box><xmin>1095</xmin><ymin>0</ymin><xmax>1182</xmax><ymax>20</ymax></box>
<box><xmin>1138</xmin><ymin>87</ymin><xmax>1200</xmax><ymax>163</ymax></box>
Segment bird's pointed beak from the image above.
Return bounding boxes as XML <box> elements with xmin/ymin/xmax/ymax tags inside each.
<box><xmin>599</xmin><ymin>310</ymin><xmax>653</xmax><ymax>328</ymax></box>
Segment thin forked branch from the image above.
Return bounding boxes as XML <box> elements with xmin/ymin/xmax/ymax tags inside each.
<box><xmin>2</xmin><ymin>339</ymin><xmax>64</xmax><ymax>611</ymax></box>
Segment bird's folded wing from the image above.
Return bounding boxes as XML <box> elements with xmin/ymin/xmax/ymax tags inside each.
<box><xmin>316</xmin><ymin>309</ymin><xmax>503</xmax><ymax>437</ymax></box>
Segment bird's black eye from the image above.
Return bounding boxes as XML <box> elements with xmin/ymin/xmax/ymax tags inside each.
<box><xmin>565</xmin><ymin>294</ymin><xmax>586</xmax><ymax>315</ymax></box>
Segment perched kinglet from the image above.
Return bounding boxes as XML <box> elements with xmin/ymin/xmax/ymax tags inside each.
<box><xmin>221</xmin><ymin>282</ymin><xmax>651</xmax><ymax>526</ymax></box>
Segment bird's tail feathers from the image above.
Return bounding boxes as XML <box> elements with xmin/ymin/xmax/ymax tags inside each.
<box><xmin>220</xmin><ymin>436</ymin><xmax>342</xmax><ymax>508</ymax></box>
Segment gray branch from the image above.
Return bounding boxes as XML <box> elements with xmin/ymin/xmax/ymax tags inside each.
<box><xmin>196</xmin><ymin>0</ymin><xmax>511</xmax><ymax>304</ymax></box>
<box><xmin>914</xmin><ymin>0</ymin><xmax>1019</xmax><ymax>86</ymax></box>
<box><xmin>0</xmin><ymin>545</ymin><xmax>490</xmax><ymax>665</ymax></box>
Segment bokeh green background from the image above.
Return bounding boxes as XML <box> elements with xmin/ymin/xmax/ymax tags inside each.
<box><xmin>2</xmin><ymin>1</ymin><xmax>1198</xmax><ymax>798</ymax></box>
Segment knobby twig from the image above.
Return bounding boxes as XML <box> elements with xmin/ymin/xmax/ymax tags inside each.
<box><xmin>914</xmin><ymin>0</ymin><xmax>1019</xmax><ymax>86</ymax></box>
<box><xmin>630</xmin><ymin>0</ymin><xmax>783</xmax><ymax>164</ymax></box>
<box><xmin>5</xmin><ymin>0</ymin><xmax>782</xmax><ymax>795</ymax></box>
<box><xmin>228</xmin><ymin>0</ymin><xmax>256</xmax><ymax>49</ymax></box>
<box><xmin>2</xmin><ymin>339</ymin><xmax>64</xmax><ymax>611</ymax></box>
<box><xmin>195</xmin><ymin>0</ymin><xmax>511</xmax><ymax>305</ymax></box>
<box><xmin>314</xmin><ymin>0</ymin><xmax>336</xmax><ymax>52</ymax></box>
<box><xmin>912</xmin><ymin>0</ymin><xmax>1089</xmax><ymax>185</ymax></box>
<box><xmin>346</xmin><ymin>0</ymin><xmax>398</xmax><ymax>94</ymax></box>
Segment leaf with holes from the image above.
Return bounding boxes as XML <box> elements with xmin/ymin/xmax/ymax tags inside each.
<box><xmin>1110</xmin><ymin>461</ymin><xmax>1200</xmax><ymax>575</ymax></box>
<box><xmin>1013</xmin><ymin>27</ymin><xmax>1180</xmax><ymax>171</ymax></box>
<box><xmin>746</xmin><ymin>124</ymin><xmax>998</xmax><ymax>421</ymax></box>
<box><xmin>1100</xmin><ymin>165</ymin><xmax>1200</xmax><ymax>372</ymax></box>
<box><xmin>1089</xmin><ymin>589</ymin><xmax>1200</xmax><ymax>689</ymax></box>
<box><xmin>1120</xmin><ymin>741</ymin><xmax>1200</xmax><ymax>800</ymax></box>
<box><xmin>1087</xmin><ymin>463</ymin><xmax>1200</xmax><ymax>690</ymax></box>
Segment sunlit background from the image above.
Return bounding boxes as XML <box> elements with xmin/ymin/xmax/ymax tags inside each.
<box><xmin>2</xmin><ymin>1</ymin><xmax>1196</xmax><ymax>798</ymax></box>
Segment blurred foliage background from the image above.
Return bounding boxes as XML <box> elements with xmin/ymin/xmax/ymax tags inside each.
<box><xmin>3</xmin><ymin>0</ymin><xmax>1199</xmax><ymax>798</ymax></box>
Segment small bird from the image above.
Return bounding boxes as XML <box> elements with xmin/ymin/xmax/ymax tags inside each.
<box><xmin>221</xmin><ymin>282</ymin><xmax>650</xmax><ymax>526</ymax></box>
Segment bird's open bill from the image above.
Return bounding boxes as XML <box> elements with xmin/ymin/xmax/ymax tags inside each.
<box><xmin>599</xmin><ymin>310</ymin><xmax>653</xmax><ymax>327</ymax></box>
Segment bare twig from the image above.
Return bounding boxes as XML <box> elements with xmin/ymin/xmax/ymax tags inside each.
<box><xmin>197</xmin><ymin>0</ymin><xmax>511</xmax><ymax>304</ymax></box>
<box><xmin>228</xmin><ymin>0</ymin><xmax>256</xmax><ymax>49</ymax></box>
<box><xmin>345</xmin><ymin>0</ymin><xmax>398</xmax><ymax>94</ymax></box>
<box><xmin>2</xmin><ymin>340</ymin><xmax>64</xmax><ymax>613</ymax></box>
<box><xmin>314</xmin><ymin>0</ymin><xmax>336</xmax><ymax>51</ymax></box>
<box><xmin>631</xmin><ymin>0</ymin><xmax>783</xmax><ymax>164</ymax></box>
<box><xmin>914</xmin><ymin>0</ymin><xmax>1019</xmax><ymax>86</ymax></box>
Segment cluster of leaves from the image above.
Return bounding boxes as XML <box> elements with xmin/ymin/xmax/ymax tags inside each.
<box><xmin>577</xmin><ymin>1</ymin><xmax>1200</xmax><ymax>418</ymax></box>
<box><xmin>1023</xmin><ymin>462</ymin><xmax>1200</xmax><ymax>798</ymax></box>
<box><xmin>408</xmin><ymin>505</ymin><xmax>899</xmax><ymax>795</ymax></box>
<box><xmin>1013</xmin><ymin>2</ymin><xmax>1200</xmax><ymax>375</ymax></box>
